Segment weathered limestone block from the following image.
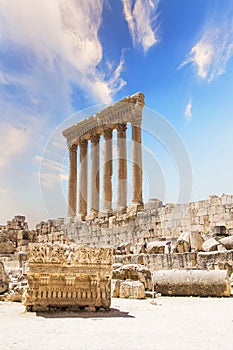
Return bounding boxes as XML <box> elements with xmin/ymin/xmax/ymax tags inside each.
<box><xmin>202</xmin><ymin>238</ymin><xmax>219</xmax><ymax>252</ymax></box>
<box><xmin>197</xmin><ymin>250</ymin><xmax>233</xmax><ymax>270</ymax></box>
<box><xmin>111</xmin><ymin>279</ymin><xmax>120</xmax><ymax>297</ymax></box>
<box><xmin>24</xmin><ymin>244</ymin><xmax>113</xmax><ymax>312</ymax></box>
<box><xmin>112</xmin><ymin>263</ymin><xmax>151</xmax><ymax>290</ymax></box>
<box><xmin>146</xmin><ymin>241</ymin><xmax>165</xmax><ymax>254</ymax></box>
<box><xmin>0</xmin><ymin>240</ymin><xmax>15</xmax><ymax>254</ymax></box>
<box><xmin>0</xmin><ymin>261</ymin><xmax>9</xmax><ymax>294</ymax></box>
<box><xmin>190</xmin><ymin>231</ymin><xmax>204</xmax><ymax>252</ymax></box>
<box><xmin>217</xmin><ymin>244</ymin><xmax>227</xmax><ymax>252</ymax></box>
<box><xmin>153</xmin><ymin>269</ymin><xmax>231</xmax><ymax>297</ymax></box>
<box><xmin>174</xmin><ymin>232</ymin><xmax>190</xmax><ymax>253</ymax></box>
<box><xmin>219</xmin><ymin>236</ymin><xmax>233</xmax><ymax>250</ymax></box>
<box><xmin>112</xmin><ymin>279</ymin><xmax>145</xmax><ymax>299</ymax></box>
<box><xmin>6</xmin><ymin>292</ymin><xmax>22</xmax><ymax>302</ymax></box>
<box><xmin>129</xmin><ymin>243</ymin><xmax>144</xmax><ymax>255</ymax></box>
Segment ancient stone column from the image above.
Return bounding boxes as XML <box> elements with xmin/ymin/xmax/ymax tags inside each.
<box><xmin>131</xmin><ymin>120</ymin><xmax>143</xmax><ymax>209</ymax></box>
<box><xmin>117</xmin><ymin>123</ymin><xmax>127</xmax><ymax>212</ymax></box>
<box><xmin>68</xmin><ymin>144</ymin><xmax>77</xmax><ymax>216</ymax></box>
<box><xmin>103</xmin><ymin>128</ymin><xmax>113</xmax><ymax>214</ymax></box>
<box><xmin>90</xmin><ymin>132</ymin><xmax>100</xmax><ymax>217</ymax></box>
<box><xmin>78</xmin><ymin>139</ymin><xmax>88</xmax><ymax>219</ymax></box>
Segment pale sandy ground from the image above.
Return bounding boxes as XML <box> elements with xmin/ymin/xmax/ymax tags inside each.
<box><xmin>0</xmin><ymin>297</ymin><xmax>233</xmax><ymax>350</ymax></box>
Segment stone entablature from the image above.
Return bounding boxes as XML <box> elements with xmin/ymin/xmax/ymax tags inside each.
<box><xmin>62</xmin><ymin>92</ymin><xmax>145</xmax><ymax>219</ymax></box>
<box><xmin>24</xmin><ymin>244</ymin><xmax>113</xmax><ymax>312</ymax></box>
<box><xmin>62</xmin><ymin>93</ymin><xmax>144</xmax><ymax>147</ymax></box>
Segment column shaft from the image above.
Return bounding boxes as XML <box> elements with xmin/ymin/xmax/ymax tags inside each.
<box><xmin>68</xmin><ymin>144</ymin><xmax>77</xmax><ymax>216</ymax></box>
<box><xmin>78</xmin><ymin>140</ymin><xmax>88</xmax><ymax>218</ymax></box>
<box><xmin>103</xmin><ymin>128</ymin><xmax>113</xmax><ymax>214</ymax></box>
<box><xmin>90</xmin><ymin>133</ymin><xmax>100</xmax><ymax>216</ymax></box>
<box><xmin>117</xmin><ymin>123</ymin><xmax>127</xmax><ymax>211</ymax></box>
<box><xmin>132</xmin><ymin>122</ymin><xmax>143</xmax><ymax>207</ymax></box>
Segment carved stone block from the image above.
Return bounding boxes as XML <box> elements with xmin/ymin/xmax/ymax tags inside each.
<box><xmin>23</xmin><ymin>244</ymin><xmax>112</xmax><ymax>312</ymax></box>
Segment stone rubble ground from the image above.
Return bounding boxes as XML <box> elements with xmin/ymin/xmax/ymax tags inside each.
<box><xmin>0</xmin><ymin>297</ymin><xmax>233</xmax><ymax>350</ymax></box>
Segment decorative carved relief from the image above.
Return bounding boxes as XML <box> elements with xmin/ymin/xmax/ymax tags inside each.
<box><xmin>63</xmin><ymin>92</ymin><xmax>144</xmax><ymax>147</ymax></box>
<box><xmin>24</xmin><ymin>244</ymin><xmax>113</xmax><ymax>312</ymax></box>
<box><xmin>103</xmin><ymin>127</ymin><xmax>113</xmax><ymax>139</ymax></box>
<box><xmin>90</xmin><ymin>132</ymin><xmax>100</xmax><ymax>143</ymax></box>
<box><xmin>116</xmin><ymin>123</ymin><xmax>127</xmax><ymax>132</ymax></box>
<box><xmin>80</xmin><ymin>139</ymin><xmax>88</xmax><ymax>147</ymax></box>
<box><xmin>69</xmin><ymin>144</ymin><xmax>78</xmax><ymax>152</ymax></box>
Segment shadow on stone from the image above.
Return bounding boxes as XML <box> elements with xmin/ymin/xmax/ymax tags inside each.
<box><xmin>35</xmin><ymin>307</ymin><xmax>135</xmax><ymax>319</ymax></box>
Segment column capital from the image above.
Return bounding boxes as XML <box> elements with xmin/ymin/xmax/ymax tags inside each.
<box><xmin>90</xmin><ymin>131</ymin><xmax>100</xmax><ymax>143</ymax></box>
<box><xmin>103</xmin><ymin>127</ymin><xmax>113</xmax><ymax>140</ymax></box>
<box><xmin>79</xmin><ymin>139</ymin><xmax>88</xmax><ymax>147</ymax></box>
<box><xmin>69</xmin><ymin>144</ymin><xmax>78</xmax><ymax>152</ymax></box>
<box><xmin>131</xmin><ymin>117</ymin><xmax>142</xmax><ymax>127</ymax></box>
<box><xmin>116</xmin><ymin>123</ymin><xmax>127</xmax><ymax>131</ymax></box>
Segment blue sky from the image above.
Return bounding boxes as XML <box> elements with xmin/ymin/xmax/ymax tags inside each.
<box><xmin>1</xmin><ymin>0</ymin><xmax>233</xmax><ymax>227</ymax></box>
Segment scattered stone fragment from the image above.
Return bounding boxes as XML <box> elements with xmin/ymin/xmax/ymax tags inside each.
<box><xmin>112</xmin><ymin>263</ymin><xmax>151</xmax><ymax>290</ymax></box>
<box><xmin>146</xmin><ymin>241</ymin><xmax>165</xmax><ymax>254</ymax></box>
<box><xmin>0</xmin><ymin>261</ymin><xmax>9</xmax><ymax>294</ymax></box>
<box><xmin>219</xmin><ymin>236</ymin><xmax>233</xmax><ymax>250</ymax></box>
<box><xmin>202</xmin><ymin>238</ymin><xmax>219</xmax><ymax>252</ymax></box>
<box><xmin>190</xmin><ymin>231</ymin><xmax>204</xmax><ymax>252</ymax></box>
<box><xmin>153</xmin><ymin>269</ymin><xmax>231</xmax><ymax>297</ymax></box>
<box><xmin>118</xmin><ymin>280</ymin><xmax>145</xmax><ymax>299</ymax></box>
<box><xmin>174</xmin><ymin>232</ymin><xmax>191</xmax><ymax>253</ymax></box>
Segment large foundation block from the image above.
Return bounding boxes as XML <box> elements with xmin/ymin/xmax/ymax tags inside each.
<box><xmin>24</xmin><ymin>244</ymin><xmax>113</xmax><ymax>312</ymax></box>
<box><xmin>152</xmin><ymin>269</ymin><xmax>231</xmax><ymax>297</ymax></box>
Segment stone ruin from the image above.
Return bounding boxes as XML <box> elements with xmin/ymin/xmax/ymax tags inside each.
<box><xmin>23</xmin><ymin>244</ymin><xmax>113</xmax><ymax>312</ymax></box>
<box><xmin>0</xmin><ymin>261</ymin><xmax>9</xmax><ymax>294</ymax></box>
<box><xmin>0</xmin><ymin>215</ymin><xmax>36</xmax><ymax>255</ymax></box>
<box><xmin>63</xmin><ymin>92</ymin><xmax>144</xmax><ymax>218</ymax></box>
<box><xmin>1</xmin><ymin>93</ymin><xmax>233</xmax><ymax>303</ymax></box>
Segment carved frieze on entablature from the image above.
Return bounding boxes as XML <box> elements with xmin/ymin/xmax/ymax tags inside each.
<box><xmin>28</xmin><ymin>244</ymin><xmax>113</xmax><ymax>266</ymax></box>
<box><xmin>121</xmin><ymin>92</ymin><xmax>145</xmax><ymax>106</ymax></box>
<box><xmin>63</xmin><ymin>92</ymin><xmax>145</xmax><ymax>147</ymax></box>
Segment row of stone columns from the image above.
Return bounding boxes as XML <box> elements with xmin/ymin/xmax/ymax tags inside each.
<box><xmin>68</xmin><ymin>122</ymin><xmax>143</xmax><ymax>219</ymax></box>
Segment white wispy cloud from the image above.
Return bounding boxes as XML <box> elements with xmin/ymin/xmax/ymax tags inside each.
<box><xmin>0</xmin><ymin>0</ymin><xmax>126</xmax><ymax>105</ymax></box>
<box><xmin>37</xmin><ymin>172</ymin><xmax>68</xmax><ymax>189</ymax></box>
<box><xmin>122</xmin><ymin>0</ymin><xmax>160</xmax><ymax>52</ymax></box>
<box><xmin>0</xmin><ymin>122</ymin><xmax>32</xmax><ymax>169</ymax></box>
<box><xmin>179</xmin><ymin>12</ymin><xmax>233</xmax><ymax>82</ymax></box>
<box><xmin>0</xmin><ymin>72</ymin><xmax>8</xmax><ymax>85</ymax></box>
<box><xmin>185</xmin><ymin>99</ymin><xmax>192</xmax><ymax>121</ymax></box>
<box><xmin>0</xmin><ymin>186</ymin><xmax>14</xmax><ymax>196</ymax></box>
<box><xmin>35</xmin><ymin>156</ymin><xmax>63</xmax><ymax>173</ymax></box>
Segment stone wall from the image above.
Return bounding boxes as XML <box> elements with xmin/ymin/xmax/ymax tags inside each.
<box><xmin>0</xmin><ymin>216</ymin><xmax>36</xmax><ymax>253</ymax></box>
<box><xmin>58</xmin><ymin>194</ymin><xmax>233</xmax><ymax>247</ymax></box>
<box><xmin>114</xmin><ymin>250</ymin><xmax>233</xmax><ymax>272</ymax></box>
<box><xmin>35</xmin><ymin>219</ymin><xmax>71</xmax><ymax>244</ymax></box>
<box><xmin>24</xmin><ymin>243</ymin><xmax>113</xmax><ymax>312</ymax></box>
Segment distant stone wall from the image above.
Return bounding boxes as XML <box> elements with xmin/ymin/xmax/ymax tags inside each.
<box><xmin>24</xmin><ymin>244</ymin><xmax>113</xmax><ymax>311</ymax></box>
<box><xmin>0</xmin><ymin>216</ymin><xmax>36</xmax><ymax>253</ymax></box>
<box><xmin>114</xmin><ymin>250</ymin><xmax>233</xmax><ymax>272</ymax></box>
<box><xmin>58</xmin><ymin>194</ymin><xmax>233</xmax><ymax>247</ymax></box>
